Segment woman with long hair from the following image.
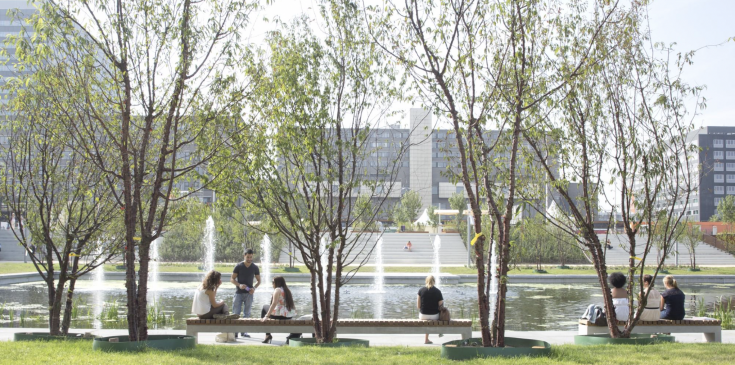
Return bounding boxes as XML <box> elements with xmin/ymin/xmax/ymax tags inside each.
<box><xmin>660</xmin><ymin>275</ymin><xmax>686</xmax><ymax>320</ymax></box>
<box><xmin>261</xmin><ymin>276</ymin><xmax>298</xmax><ymax>344</ymax></box>
<box><xmin>192</xmin><ymin>270</ymin><xmax>228</xmax><ymax>319</ymax></box>
<box><xmin>418</xmin><ymin>275</ymin><xmax>444</xmax><ymax>344</ymax></box>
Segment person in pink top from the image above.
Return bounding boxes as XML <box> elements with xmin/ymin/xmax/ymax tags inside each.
<box><xmin>260</xmin><ymin>276</ymin><xmax>299</xmax><ymax>344</ymax></box>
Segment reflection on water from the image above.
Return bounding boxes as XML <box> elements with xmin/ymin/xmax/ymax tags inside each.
<box><xmin>0</xmin><ymin>280</ymin><xmax>732</xmax><ymax>331</ymax></box>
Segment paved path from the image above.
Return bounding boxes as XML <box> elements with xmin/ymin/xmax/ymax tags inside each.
<box><xmin>1</xmin><ymin>328</ymin><xmax>733</xmax><ymax>345</ymax></box>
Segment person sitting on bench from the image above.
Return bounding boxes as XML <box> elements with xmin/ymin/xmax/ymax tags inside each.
<box><xmin>418</xmin><ymin>275</ymin><xmax>443</xmax><ymax>344</ymax></box>
<box><xmin>192</xmin><ymin>270</ymin><xmax>229</xmax><ymax>319</ymax></box>
<box><xmin>660</xmin><ymin>275</ymin><xmax>685</xmax><ymax>320</ymax></box>
<box><xmin>261</xmin><ymin>276</ymin><xmax>300</xmax><ymax>344</ymax></box>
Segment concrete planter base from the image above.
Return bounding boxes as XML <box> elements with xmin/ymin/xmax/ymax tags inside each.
<box><xmin>92</xmin><ymin>335</ymin><xmax>196</xmax><ymax>352</ymax></box>
<box><xmin>441</xmin><ymin>337</ymin><xmax>551</xmax><ymax>360</ymax></box>
<box><xmin>574</xmin><ymin>334</ymin><xmax>675</xmax><ymax>345</ymax></box>
<box><xmin>288</xmin><ymin>337</ymin><xmax>369</xmax><ymax>348</ymax></box>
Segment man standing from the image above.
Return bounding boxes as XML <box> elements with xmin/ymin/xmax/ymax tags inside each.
<box><xmin>231</xmin><ymin>248</ymin><xmax>260</xmax><ymax>338</ymax></box>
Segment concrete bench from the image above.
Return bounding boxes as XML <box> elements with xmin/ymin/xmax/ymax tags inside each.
<box><xmin>578</xmin><ymin>318</ymin><xmax>722</xmax><ymax>342</ymax></box>
<box><xmin>186</xmin><ymin>318</ymin><xmax>473</xmax><ymax>344</ymax></box>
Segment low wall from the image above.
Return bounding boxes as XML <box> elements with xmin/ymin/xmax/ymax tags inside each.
<box><xmin>3</xmin><ymin>271</ymin><xmax>735</xmax><ymax>286</ymax></box>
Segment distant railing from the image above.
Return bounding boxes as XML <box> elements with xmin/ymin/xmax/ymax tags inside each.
<box><xmin>702</xmin><ymin>234</ymin><xmax>735</xmax><ymax>254</ymax></box>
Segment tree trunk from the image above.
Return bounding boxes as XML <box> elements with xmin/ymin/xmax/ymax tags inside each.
<box><xmin>124</xmin><ymin>231</ymin><xmax>138</xmax><ymax>340</ymax></box>
<box><xmin>494</xmin><ymin>218</ymin><xmax>512</xmax><ymax>347</ymax></box>
<box><xmin>48</xmin><ymin>259</ymin><xmax>69</xmax><ymax>336</ymax></box>
<box><xmin>61</xmin><ymin>278</ymin><xmax>78</xmax><ymax>335</ymax></box>
<box><xmin>309</xmin><ymin>270</ymin><xmax>323</xmax><ymax>340</ymax></box>
<box><xmin>61</xmin><ymin>254</ymin><xmax>82</xmax><ymax>335</ymax></box>
<box><xmin>136</xmin><ymin>238</ymin><xmax>151</xmax><ymax>341</ymax></box>
<box><xmin>474</xmin><ymin>231</ymin><xmax>492</xmax><ymax>346</ymax></box>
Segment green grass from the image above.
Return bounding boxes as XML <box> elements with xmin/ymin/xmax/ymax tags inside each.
<box><xmin>0</xmin><ymin>263</ymin><xmax>40</xmax><ymax>275</ymax></box>
<box><xmin>4</xmin><ymin>262</ymin><xmax>735</xmax><ymax>276</ymax></box>
<box><xmin>0</xmin><ymin>341</ymin><xmax>734</xmax><ymax>365</ymax></box>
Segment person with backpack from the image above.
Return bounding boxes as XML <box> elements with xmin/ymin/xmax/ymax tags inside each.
<box><xmin>609</xmin><ymin>272</ymin><xmax>630</xmax><ymax>321</ymax></box>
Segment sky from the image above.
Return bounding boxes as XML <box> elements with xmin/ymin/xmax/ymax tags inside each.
<box><xmin>253</xmin><ymin>0</ymin><xmax>734</xmax><ymax>129</ymax></box>
<box><xmin>646</xmin><ymin>0</ymin><xmax>734</xmax><ymax>128</ymax></box>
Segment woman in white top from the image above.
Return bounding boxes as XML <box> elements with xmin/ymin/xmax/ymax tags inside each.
<box><xmin>639</xmin><ymin>274</ymin><xmax>662</xmax><ymax>321</ymax></box>
<box><xmin>192</xmin><ymin>270</ymin><xmax>228</xmax><ymax>319</ymax></box>
<box><xmin>609</xmin><ymin>272</ymin><xmax>630</xmax><ymax>321</ymax></box>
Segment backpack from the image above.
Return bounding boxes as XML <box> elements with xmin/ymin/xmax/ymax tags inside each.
<box><xmin>582</xmin><ymin>304</ymin><xmax>606</xmax><ymax>325</ymax></box>
<box><xmin>439</xmin><ymin>305</ymin><xmax>451</xmax><ymax>321</ymax></box>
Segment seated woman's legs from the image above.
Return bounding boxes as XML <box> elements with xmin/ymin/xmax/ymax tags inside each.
<box><xmin>198</xmin><ymin>304</ymin><xmax>226</xmax><ymax>320</ymax></box>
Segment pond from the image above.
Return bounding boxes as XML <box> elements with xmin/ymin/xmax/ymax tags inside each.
<box><xmin>0</xmin><ymin>280</ymin><xmax>732</xmax><ymax>331</ymax></box>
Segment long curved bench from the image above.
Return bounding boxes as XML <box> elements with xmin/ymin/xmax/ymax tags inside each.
<box><xmin>186</xmin><ymin>318</ymin><xmax>473</xmax><ymax>344</ymax></box>
<box><xmin>578</xmin><ymin>318</ymin><xmax>722</xmax><ymax>342</ymax></box>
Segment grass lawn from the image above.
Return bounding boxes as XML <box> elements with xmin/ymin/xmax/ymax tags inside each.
<box><xmin>0</xmin><ymin>263</ymin><xmax>40</xmax><ymax>275</ymax></box>
<box><xmin>0</xmin><ymin>341</ymin><xmax>733</xmax><ymax>365</ymax></box>
<box><xmin>3</xmin><ymin>262</ymin><xmax>735</xmax><ymax>276</ymax></box>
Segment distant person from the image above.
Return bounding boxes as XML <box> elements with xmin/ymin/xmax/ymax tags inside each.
<box><xmin>418</xmin><ymin>275</ymin><xmax>443</xmax><ymax>344</ymax></box>
<box><xmin>660</xmin><ymin>275</ymin><xmax>685</xmax><ymax>320</ymax></box>
<box><xmin>606</xmin><ymin>239</ymin><xmax>613</xmax><ymax>250</ymax></box>
<box><xmin>261</xmin><ymin>276</ymin><xmax>299</xmax><ymax>344</ymax></box>
<box><xmin>231</xmin><ymin>248</ymin><xmax>261</xmax><ymax>338</ymax></box>
<box><xmin>404</xmin><ymin>241</ymin><xmax>413</xmax><ymax>252</ymax></box>
<box><xmin>639</xmin><ymin>274</ymin><xmax>661</xmax><ymax>321</ymax></box>
<box><xmin>609</xmin><ymin>272</ymin><xmax>629</xmax><ymax>321</ymax></box>
<box><xmin>192</xmin><ymin>270</ymin><xmax>228</xmax><ymax>319</ymax></box>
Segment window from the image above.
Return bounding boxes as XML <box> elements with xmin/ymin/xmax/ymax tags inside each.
<box><xmin>728</xmin><ymin>186</ymin><xmax>735</xmax><ymax>195</ymax></box>
<box><xmin>714</xmin><ymin>139</ymin><xmax>724</xmax><ymax>148</ymax></box>
<box><xmin>728</xmin><ymin>151</ymin><xmax>735</xmax><ymax>159</ymax></box>
<box><xmin>715</xmin><ymin>186</ymin><xmax>724</xmax><ymax>194</ymax></box>
<box><xmin>715</xmin><ymin>162</ymin><xmax>724</xmax><ymax>171</ymax></box>
<box><xmin>715</xmin><ymin>197</ymin><xmax>723</xmax><ymax>206</ymax></box>
<box><xmin>715</xmin><ymin>174</ymin><xmax>724</xmax><ymax>182</ymax></box>
<box><xmin>714</xmin><ymin>151</ymin><xmax>724</xmax><ymax>159</ymax></box>
<box><xmin>729</xmin><ymin>175</ymin><xmax>735</xmax><ymax>183</ymax></box>
<box><xmin>728</xmin><ymin>163</ymin><xmax>735</xmax><ymax>171</ymax></box>
<box><xmin>694</xmin><ymin>210</ymin><xmax>699</xmax><ymax>214</ymax></box>
<box><xmin>728</xmin><ymin>140</ymin><xmax>735</xmax><ymax>148</ymax></box>
<box><xmin>432</xmin><ymin>186</ymin><xmax>438</xmax><ymax>194</ymax></box>
<box><xmin>456</xmin><ymin>185</ymin><xmax>464</xmax><ymax>194</ymax></box>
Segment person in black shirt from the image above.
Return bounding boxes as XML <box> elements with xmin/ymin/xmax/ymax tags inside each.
<box><xmin>417</xmin><ymin>275</ymin><xmax>443</xmax><ymax>344</ymax></box>
<box><xmin>230</xmin><ymin>249</ymin><xmax>261</xmax><ymax>337</ymax></box>
<box><xmin>660</xmin><ymin>275</ymin><xmax>685</xmax><ymax>320</ymax></box>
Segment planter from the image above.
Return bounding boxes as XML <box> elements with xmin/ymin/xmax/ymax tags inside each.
<box><xmin>688</xmin><ymin>268</ymin><xmax>701</xmax><ymax>272</ymax></box>
<box><xmin>441</xmin><ymin>337</ymin><xmax>551</xmax><ymax>360</ymax></box>
<box><xmin>93</xmin><ymin>335</ymin><xmax>196</xmax><ymax>352</ymax></box>
<box><xmin>115</xmin><ymin>265</ymin><xmax>126</xmax><ymax>270</ymax></box>
<box><xmin>288</xmin><ymin>337</ymin><xmax>369</xmax><ymax>348</ymax></box>
<box><xmin>574</xmin><ymin>334</ymin><xmax>675</xmax><ymax>345</ymax></box>
<box><xmin>283</xmin><ymin>267</ymin><xmax>301</xmax><ymax>272</ymax></box>
<box><xmin>659</xmin><ymin>269</ymin><xmax>670</xmax><ymax>274</ymax></box>
<box><xmin>14</xmin><ymin>332</ymin><xmax>93</xmax><ymax>341</ymax></box>
<box><xmin>533</xmin><ymin>269</ymin><xmax>547</xmax><ymax>274</ymax></box>
<box><xmin>557</xmin><ymin>265</ymin><xmax>571</xmax><ymax>269</ymax></box>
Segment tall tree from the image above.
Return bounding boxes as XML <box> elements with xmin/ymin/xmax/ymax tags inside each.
<box><xmin>217</xmin><ymin>1</ymin><xmax>403</xmax><ymax>343</ymax></box>
<box><xmin>370</xmin><ymin>0</ymin><xmax>623</xmax><ymax>347</ymax></box>
<box><xmin>521</xmin><ymin>6</ymin><xmax>702</xmax><ymax>337</ymax></box>
<box><xmin>0</xmin><ymin>68</ymin><xmax>123</xmax><ymax>335</ymax></box>
<box><xmin>12</xmin><ymin>0</ymin><xmax>256</xmax><ymax>341</ymax></box>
